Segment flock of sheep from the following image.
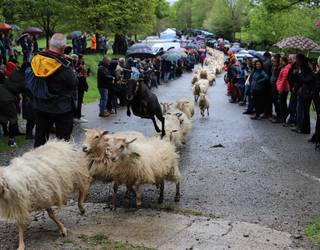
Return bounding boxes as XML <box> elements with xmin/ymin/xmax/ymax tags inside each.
<box><xmin>192</xmin><ymin>48</ymin><xmax>225</xmax><ymax>117</ymax></box>
<box><xmin>0</xmin><ymin>48</ymin><xmax>225</xmax><ymax>250</ymax></box>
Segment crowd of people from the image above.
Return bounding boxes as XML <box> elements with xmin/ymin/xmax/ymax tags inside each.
<box><xmin>225</xmin><ymin>51</ymin><xmax>320</xmax><ymax>148</ymax></box>
<box><xmin>0</xmin><ymin>31</ymin><xmax>202</xmax><ymax>148</ymax></box>
<box><xmin>95</xmin><ymin>51</ymin><xmax>200</xmax><ymax>117</ymax></box>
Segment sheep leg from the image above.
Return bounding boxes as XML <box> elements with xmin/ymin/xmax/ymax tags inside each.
<box><xmin>155</xmin><ymin>114</ymin><xmax>166</xmax><ymax>138</ymax></box>
<box><xmin>78</xmin><ymin>185</ymin><xmax>89</xmax><ymax>215</ymax></box>
<box><xmin>125</xmin><ymin>184</ymin><xmax>134</xmax><ymax>199</ymax></box>
<box><xmin>158</xmin><ymin>181</ymin><xmax>164</xmax><ymax>204</ymax></box>
<box><xmin>207</xmin><ymin>108</ymin><xmax>209</xmax><ymax>116</ymax></box>
<box><xmin>46</xmin><ymin>208</ymin><xmax>67</xmax><ymax>236</ymax></box>
<box><xmin>126</xmin><ymin>105</ymin><xmax>131</xmax><ymax>117</ymax></box>
<box><xmin>151</xmin><ymin>116</ymin><xmax>161</xmax><ymax>133</ymax></box>
<box><xmin>111</xmin><ymin>182</ymin><xmax>119</xmax><ymax>211</ymax></box>
<box><xmin>132</xmin><ymin>185</ymin><xmax>142</xmax><ymax>208</ymax></box>
<box><xmin>17</xmin><ymin>223</ymin><xmax>25</xmax><ymax>250</ymax></box>
<box><xmin>174</xmin><ymin>182</ymin><xmax>180</xmax><ymax>202</ymax></box>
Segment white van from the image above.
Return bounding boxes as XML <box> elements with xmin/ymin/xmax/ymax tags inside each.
<box><xmin>152</xmin><ymin>42</ymin><xmax>181</xmax><ymax>54</ymax></box>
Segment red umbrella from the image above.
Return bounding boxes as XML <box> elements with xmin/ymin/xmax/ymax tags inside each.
<box><xmin>0</xmin><ymin>23</ymin><xmax>11</xmax><ymax>30</ymax></box>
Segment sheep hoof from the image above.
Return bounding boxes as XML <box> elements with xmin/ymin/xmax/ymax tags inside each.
<box><xmin>80</xmin><ymin>208</ymin><xmax>86</xmax><ymax>215</ymax></box>
<box><xmin>60</xmin><ymin>227</ymin><xmax>68</xmax><ymax>237</ymax></box>
<box><xmin>174</xmin><ymin>196</ymin><xmax>180</xmax><ymax>202</ymax></box>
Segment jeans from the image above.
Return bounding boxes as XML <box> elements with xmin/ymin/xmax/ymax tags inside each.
<box><xmin>287</xmin><ymin>92</ymin><xmax>297</xmax><ymax>124</ymax></box>
<box><xmin>99</xmin><ymin>88</ymin><xmax>108</xmax><ymax>114</ymax></box>
<box><xmin>164</xmin><ymin>72</ymin><xmax>170</xmax><ymax>82</ymax></box>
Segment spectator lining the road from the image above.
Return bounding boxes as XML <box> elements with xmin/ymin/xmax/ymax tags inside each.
<box><xmin>227</xmin><ymin>50</ymin><xmax>320</xmax><ymax>149</ymax></box>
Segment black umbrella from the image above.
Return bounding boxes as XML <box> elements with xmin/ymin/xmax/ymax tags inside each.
<box><xmin>16</xmin><ymin>33</ymin><xmax>28</xmax><ymax>45</ymax></box>
<box><xmin>67</xmin><ymin>31</ymin><xmax>82</xmax><ymax>39</ymax></box>
<box><xmin>126</xmin><ymin>43</ymin><xmax>155</xmax><ymax>59</ymax></box>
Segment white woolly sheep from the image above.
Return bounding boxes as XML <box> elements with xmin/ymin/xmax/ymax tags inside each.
<box><xmin>83</xmin><ymin>128</ymin><xmax>145</xmax><ymax>182</ymax></box>
<box><xmin>0</xmin><ymin>140</ymin><xmax>92</xmax><ymax>250</ymax></box>
<box><xmin>191</xmin><ymin>74</ymin><xmax>198</xmax><ymax>85</ymax></box>
<box><xmin>156</xmin><ymin>113</ymin><xmax>183</xmax><ymax>147</ymax></box>
<box><xmin>192</xmin><ymin>84</ymin><xmax>201</xmax><ymax>102</ymax></box>
<box><xmin>175</xmin><ymin>99</ymin><xmax>195</xmax><ymax>119</ymax></box>
<box><xmin>103</xmin><ymin>136</ymin><xmax>181</xmax><ymax>209</ymax></box>
<box><xmin>199</xmin><ymin>93</ymin><xmax>210</xmax><ymax>117</ymax></box>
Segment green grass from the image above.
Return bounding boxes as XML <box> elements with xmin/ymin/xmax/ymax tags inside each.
<box><xmin>86</xmin><ymin>234</ymin><xmax>156</xmax><ymax>250</ymax></box>
<box><xmin>305</xmin><ymin>218</ymin><xmax>320</xmax><ymax>243</ymax></box>
<box><xmin>0</xmin><ymin>136</ymin><xmax>27</xmax><ymax>153</ymax></box>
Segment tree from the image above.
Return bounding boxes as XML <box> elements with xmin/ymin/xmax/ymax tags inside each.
<box><xmin>243</xmin><ymin>2</ymin><xmax>320</xmax><ymax>45</ymax></box>
<box><xmin>0</xmin><ymin>0</ymin><xmax>73</xmax><ymax>48</ymax></box>
<box><xmin>203</xmin><ymin>0</ymin><xmax>250</xmax><ymax>40</ymax></box>
<box><xmin>261</xmin><ymin>0</ymin><xmax>320</xmax><ymax>11</ymax></box>
<box><xmin>153</xmin><ymin>0</ymin><xmax>171</xmax><ymax>34</ymax></box>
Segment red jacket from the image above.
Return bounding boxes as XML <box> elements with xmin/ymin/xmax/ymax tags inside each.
<box><xmin>276</xmin><ymin>64</ymin><xmax>291</xmax><ymax>94</ymax></box>
<box><xmin>5</xmin><ymin>61</ymin><xmax>16</xmax><ymax>77</ymax></box>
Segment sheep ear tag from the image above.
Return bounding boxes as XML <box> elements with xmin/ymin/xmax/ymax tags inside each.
<box><xmin>126</xmin><ymin>138</ymin><xmax>137</xmax><ymax>145</ymax></box>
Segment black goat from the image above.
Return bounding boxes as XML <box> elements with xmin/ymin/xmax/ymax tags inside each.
<box><xmin>126</xmin><ymin>79</ymin><xmax>165</xmax><ymax>137</ymax></box>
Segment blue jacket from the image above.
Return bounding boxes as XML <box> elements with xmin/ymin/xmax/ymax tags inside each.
<box><xmin>250</xmin><ymin>69</ymin><xmax>269</xmax><ymax>92</ymax></box>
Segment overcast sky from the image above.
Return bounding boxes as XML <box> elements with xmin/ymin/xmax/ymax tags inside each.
<box><xmin>168</xmin><ymin>0</ymin><xmax>177</xmax><ymax>4</ymax></box>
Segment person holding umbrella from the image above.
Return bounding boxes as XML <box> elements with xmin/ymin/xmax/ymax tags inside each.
<box><xmin>20</xmin><ymin>34</ymin><xmax>32</xmax><ymax>62</ymax></box>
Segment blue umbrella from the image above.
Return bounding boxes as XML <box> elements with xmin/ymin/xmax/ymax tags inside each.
<box><xmin>67</xmin><ymin>31</ymin><xmax>82</xmax><ymax>39</ymax></box>
<box><xmin>230</xmin><ymin>47</ymin><xmax>242</xmax><ymax>53</ymax></box>
<box><xmin>248</xmin><ymin>50</ymin><xmax>263</xmax><ymax>59</ymax></box>
<box><xmin>9</xmin><ymin>24</ymin><xmax>20</xmax><ymax>31</ymax></box>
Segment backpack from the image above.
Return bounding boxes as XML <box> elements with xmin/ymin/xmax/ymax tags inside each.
<box><xmin>25</xmin><ymin>67</ymin><xmax>57</xmax><ymax>100</ymax></box>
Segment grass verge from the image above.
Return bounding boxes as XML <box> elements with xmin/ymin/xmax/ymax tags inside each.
<box><xmin>0</xmin><ymin>136</ymin><xmax>27</xmax><ymax>153</ymax></box>
<box><xmin>74</xmin><ymin>233</ymin><xmax>156</xmax><ymax>250</ymax></box>
<box><xmin>305</xmin><ymin>218</ymin><xmax>320</xmax><ymax>243</ymax></box>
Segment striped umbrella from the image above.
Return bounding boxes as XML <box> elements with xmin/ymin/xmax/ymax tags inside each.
<box><xmin>275</xmin><ymin>36</ymin><xmax>319</xmax><ymax>50</ymax></box>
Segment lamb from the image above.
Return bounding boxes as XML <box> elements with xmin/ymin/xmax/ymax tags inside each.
<box><xmin>175</xmin><ymin>99</ymin><xmax>195</xmax><ymax>119</ymax></box>
<box><xmin>199</xmin><ymin>93</ymin><xmax>210</xmax><ymax>117</ymax></box>
<box><xmin>103</xmin><ymin>136</ymin><xmax>181</xmax><ymax>209</ymax></box>
<box><xmin>0</xmin><ymin>140</ymin><xmax>92</xmax><ymax>250</ymax></box>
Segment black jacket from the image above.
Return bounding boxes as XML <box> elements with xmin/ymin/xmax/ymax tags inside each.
<box><xmin>97</xmin><ymin>63</ymin><xmax>114</xmax><ymax>89</ymax></box>
<box><xmin>31</xmin><ymin>51</ymin><xmax>78</xmax><ymax>114</ymax></box>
